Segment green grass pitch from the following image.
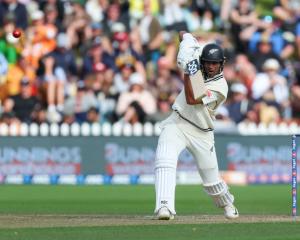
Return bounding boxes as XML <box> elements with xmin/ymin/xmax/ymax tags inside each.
<box><xmin>0</xmin><ymin>184</ymin><xmax>299</xmax><ymax>240</ymax></box>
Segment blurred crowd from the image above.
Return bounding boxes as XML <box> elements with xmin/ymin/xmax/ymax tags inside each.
<box><xmin>0</xmin><ymin>0</ymin><xmax>300</xmax><ymax>128</ymax></box>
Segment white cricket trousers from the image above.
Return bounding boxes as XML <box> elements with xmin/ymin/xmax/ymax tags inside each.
<box><xmin>154</xmin><ymin>121</ymin><xmax>221</xmax><ymax>214</ymax></box>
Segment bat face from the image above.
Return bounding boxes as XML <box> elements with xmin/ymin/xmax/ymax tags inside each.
<box><xmin>186</xmin><ymin>59</ymin><xmax>206</xmax><ymax>100</ymax></box>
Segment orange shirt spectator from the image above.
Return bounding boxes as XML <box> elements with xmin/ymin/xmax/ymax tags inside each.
<box><xmin>23</xmin><ymin>10</ymin><xmax>57</xmax><ymax>69</ymax></box>
<box><xmin>5</xmin><ymin>57</ymin><xmax>36</xmax><ymax>97</ymax></box>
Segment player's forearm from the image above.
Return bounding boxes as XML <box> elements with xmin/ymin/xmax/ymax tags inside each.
<box><xmin>184</xmin><ymin>74</ymin><xmax>203</xmax><ymax>105</ymax></box>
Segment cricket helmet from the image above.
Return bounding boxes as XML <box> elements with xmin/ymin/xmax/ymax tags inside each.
<box><xmin>200</xmin><ymin>43</ymin><xmax>225</xmax><ymax>78</ymax></box>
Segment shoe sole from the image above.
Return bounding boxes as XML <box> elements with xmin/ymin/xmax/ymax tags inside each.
<box><xmin>225</xmin><ymin>214</ymin><xmax>239</xmax><ymax>220</ymax></box>
<box><xmin>158</xmin><ymin>215</ymin><xmax>174</xmax><ymax>220</ymax></box>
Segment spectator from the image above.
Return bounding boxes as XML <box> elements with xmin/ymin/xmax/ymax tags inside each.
<box><xmin>249</xmin><ymin>19</ymin><xmax>295</xmax><ymax>62</ymax></box>
<box><xmin>31</xmin><ymin>104</ymin><xmax>49</xmax><ymax>125</ymax></box>
<box><xmin>273</xmin><ymin>0</ymin><xmax>300</xmax><ymax>33</ymax></box>
<box><xmin>148</xmin><ymin>92</ymin><xmax>173</xmax><ymax>123</ymax></box>
<box><xmin>81</xmin><ymin>22</ymin><xmax>111</xmax><ymax>54</ymax></box>
<box><xmin>162</xmin><ymin>0</ymin><xmax>187</xmax><ymax>32</ymax></box>
<box><xmin>64</xmin><ymin>80</ymin><xmax>98</xmax><ymax>123</ymax></box>
<box><xmin>229</xmin><ymin>0</ymin><xmax>268</xmax><ymax>53</ymax></box>
<box><xmin>233</xmin><ymin>54</ymin><xmax>257</xmax><ymax>94</ymax></box>
<box><xmin>134</xmin><ymin>0</ymin><xmax>164</xmax><ymax>64</ymax></box>
<box><xmin>290</xmin><ymin>63</ymin><xmax>300</xmax><ymax>119</ymax></box>
<box><xmin>81</xmin><ymin>36</ymin><xmax>115</xmax><ymax>78</ymax></box>
<box><xmin>0</xmin><ymin>111</ymin><xmax>20</xmax><ymax>125</ymax></box>
<box><xmin>85</xmin><ymin>0</ymin><xmax>109</xmax><ymax>23</ymax></box>
<box><xmin>89</xmin><ymin>22</ymin><xmax>104</xmax><ymax>40</ymax></box>
<box><xmin>190</xmin><ymin>0</ymin><xmax>218</xmax><ymax>31</ymax></box>
<box><xmin>158</xmin><ymin>31</ymin><xmax>178</xmax><ymax>74</ymax></box>
<box><xmin>64</xmin><ymin>1</ymin><xmax>91</xmax><ymax>48</ymax></box>
<box><xmin>112</xmin><ymin>31</ymin><xmax>146</xmax><ymax>77</ymax></box>
<box><xmin>102</xmin><ymin>3</ymin><xmax>130</xmax><ymax>38</ymax></box>
<box><xmin>43</xmin><ymin>3</ymin><xmax>64</xmax><ymax>33</ymax></box>
<box><xmin>88</xmin><ymin>66</ymin><xmax>118</xmax><ymax>123</ymax></box>
<box><xmin>24</xmin><ymin>9</ymin><xmax>57</xmax><ymax>69</ymax></box>
<box><xmin>0</xmin><ymin>0</ymin><xmax>28</xmax><ymax>30</ymax></box>
<box><xmin>82</xmin><ymin>51</ymin><xmax>117</xmax><ymax>123</ymax></box>
<box><xmin>252</xmin><ymin>58</ymin><xmax>290</xmax><ymax>119</ymax></box>
<box><xmin>215</xmin><ymin>105</ymin><xmax>232</xmax><ymax>122</ymax></box>
<box><xmin>0</xmin><ymin>13</ymin><xmax>20</xmax><ymax>65</ymax></box>
<box><xmin>39</xmin><ymin>0</ymin><xmax>65</xmax><ymax>28</ymax></box>
<box><xmin>86</xmin><ymin>106</ymin><xmax>101</xmax><ymax>123</ymax></box>
<box><xmin>148</xmin><ymin>56</ymin><xmax>182</xmax><ymax>100</ymax></box>
<box><xmin>226</xmin><ymin>82</ymin><xmax>252</xmax><ymax>123</ymax></box>
<box><xmin>42</xmin><ymin>32</ymin><xmax>77</xmax><ymax>115</ymax></box>
<box><xmin>113</xmin><ymin>59</ymin><xmax>136</xmax><ymax>95</ymax></box>
<box><xmin>5</xmin><ymin>56</ymin><xmax>37</xmax><ymax>97</ymax></box>
<box><xmin>258</xmin><ymin>101</ymin><xmax>281</xmax><ymax>125</ymax></box>
<box><xmin>249</xmin><ymin>34</ymin><xmax>284</xmax><ymax>73</ymax></box>
<box><xmin>61</xmin><ymin>112</ymin><xmax>76</xmax><ymax>125</ymax></box>
<box><xmin>3</xmin><ymin>78</ymin><xmax>39</xmax><ymax>123</ymax></box>
<box><xmin>116</xmin><ymin>72</ymin><xmax>157</xmax><ymax>124</ymax></box>
<box><xmin>219</xmin><ymin>0</ymin><xmax>237</xmax><ymax>30</ymax></box>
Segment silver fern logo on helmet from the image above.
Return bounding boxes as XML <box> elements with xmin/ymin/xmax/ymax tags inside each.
<box><xmin>208</xmin><ymin>49</ymin><xmax>219</xmax><ymax>55</ymax></box>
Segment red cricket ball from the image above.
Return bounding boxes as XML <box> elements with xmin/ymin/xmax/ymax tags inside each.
<box><xmin>12</xmin><ymin>29</ymin><xmax>21</xmax><ymax>38</ymax></box>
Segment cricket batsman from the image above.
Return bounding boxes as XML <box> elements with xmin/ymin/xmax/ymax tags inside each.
<box><xmin>154</xmin><ymin>31</ymin><xmax>239</xmax><ymax>220</ymax></box>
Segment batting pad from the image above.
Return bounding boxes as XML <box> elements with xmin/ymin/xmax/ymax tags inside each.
<box><xmin>203</xmin><ymin>181</ymin><xmax>234</xmax><ymax>208</ymax></box>
<box><xmin>155</xmin><ymin>167</ymin><xmax>176</xmax><ymax>214</ymax></box>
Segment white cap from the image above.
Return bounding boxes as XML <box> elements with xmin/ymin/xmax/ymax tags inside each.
<box><xmin>57</xmin><ymin>32</ymin><xmax>69</xmax><ymax>48</ymax></box>
<box><xmin>263</xmin><ymin>58</ymin><xmax>280</xmax><ymax>70</ymax></box>
<box><xmin>216</xmin><ymin>105</ymin><xmax>229</xmax><ymax>117</ymax></box>
<box><xmin>129</xmin><ymin>72</ymin><xmax>145</xmax><ymax>86</ymax></box>
<box><xmin>111</xmin><ymin>22</ymin><xmax>126</xmax><ymax>33</ymax></box>
<box><xmin>231</xmin><ymin>83</ymin><xmax>248</xmax><ymax>95</ymax></box>
<box><xmin>31</xmin><ymin>10</ymin><xmax>44</xmax><ymax>20</ymax></box>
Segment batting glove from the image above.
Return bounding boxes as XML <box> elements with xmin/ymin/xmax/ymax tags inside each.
<box><xmin>177</xmin><ymin>33</ymin><xmax>202</xmax><ymax>74</ymax></box>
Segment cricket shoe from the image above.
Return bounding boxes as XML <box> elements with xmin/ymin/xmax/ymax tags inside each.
<box><xmin>157</xmin><ymin>207</ymin><xmax>175</xmax><ymax>220</ymax></box>
<box><xmin>224</xmin><ymin>204</ymin><xmax>239</xmax><ymax>219</ymax></box>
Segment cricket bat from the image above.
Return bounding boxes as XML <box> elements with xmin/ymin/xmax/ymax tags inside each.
<box><xmin>186</xmin><ymin>59</ymin><xmax>206</xmax><ymax>100</ymax></box>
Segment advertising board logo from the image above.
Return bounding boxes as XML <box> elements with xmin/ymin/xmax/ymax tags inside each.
<box><xmin>0</xmin><ymin>146</ymin><xmax>82</xmax><ymax>174</ymax></box>
<box><xmin>226</xmin><ymin>142</ymin><xmax>299</xmax><ymax>183</ymax></box>
<box><xmin>104</xmin><ymin>143</ymin><xmax>196</xmax><ymax>174</ymax></box>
